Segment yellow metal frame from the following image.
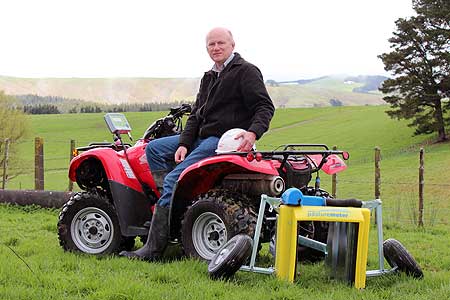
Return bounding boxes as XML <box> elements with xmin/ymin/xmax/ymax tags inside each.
<box><xmin>275</xmin><ymin>205</ymin><xmax>371</xmax><ymax>289</ymax></box>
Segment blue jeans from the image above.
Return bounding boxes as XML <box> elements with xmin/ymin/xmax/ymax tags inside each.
<box><xmin>145</xmin><ymin>134</ymin><xmax>219</xmax><ymax>207</ymax></box>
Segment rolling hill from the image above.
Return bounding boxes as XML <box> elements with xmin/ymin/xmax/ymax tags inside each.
<box><xmin>0</xmin><ymin>75</ymin><xmax>387</xmax><ymax>107</ymax></box>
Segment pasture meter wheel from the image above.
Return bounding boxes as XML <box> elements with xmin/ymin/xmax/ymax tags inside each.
<box><xmin>383</xmin><ymin>238</ymin><xmax>423</xmax><ymax>278</ymax></box>
<box><xmin>208</xmin><ymin>234</ymin><xmax>253</xmax><ymax>279</ymax></box>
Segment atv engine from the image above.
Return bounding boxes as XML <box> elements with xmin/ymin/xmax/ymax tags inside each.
<box><xmin>221</xmin><ymin>173</ymin><xmax>285</xmax><ymax>197</ymax></box>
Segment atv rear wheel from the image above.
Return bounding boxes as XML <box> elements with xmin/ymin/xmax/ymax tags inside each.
<box><xmin>181</xmin><ymin>190</ymin><xmax>257</xmax><ymax>261</ymax></box>
<box><xmin>58</xmin><ymin>191</ymin><xmax>124</xmax><ymax>255</ymax></box>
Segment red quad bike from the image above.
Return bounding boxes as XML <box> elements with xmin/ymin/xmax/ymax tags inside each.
<box><xmin>57</xmin><ymin>104</ymin><xmax>350</xmax><ymax>261</ymax></box>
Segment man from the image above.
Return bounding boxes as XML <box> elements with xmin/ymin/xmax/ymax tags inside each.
<box><xmin>120</xmin><ymin>27</ymin><xmax>274</xmax><ymax>261</ymax></box>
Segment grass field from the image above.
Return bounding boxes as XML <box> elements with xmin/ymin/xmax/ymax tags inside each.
<box><xmin>0</xmin><ymin>204</ymin><xmax>449</xmax><ymax>300</ymax></box>
<box><xmin>7</xmin><ymin>105</ymin><xmax>450</xmax><ymax>225</ymax></box>
<box><xmin>1</xmin><ymin>105</ymin><xmax>449</xmax><ymax>299</ymax></box>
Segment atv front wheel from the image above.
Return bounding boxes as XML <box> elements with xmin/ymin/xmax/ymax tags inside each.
<box><xmin>181</xmin><ymin>190</ymin><xmax>257</xmax><ymax>261</ymax></box>
<box><xmin>58</xmin><ymin>192</ymin><xmax>124</xmax><ymax>255</ymax></box>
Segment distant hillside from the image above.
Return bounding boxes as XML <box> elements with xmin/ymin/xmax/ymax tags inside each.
<box><xmin>0</xmin><ymin>76</ymin><xmax>199</xmax><ymax>104</ymax></box>
<box><xmin>0</xmin><ymin>74</ymin><xmax>387</xmax><ymax>108</ymax></box>
<box><xmin>344</xmin><ymin>75</ymin><xmax>389</xmax><ymax>93</ymax></box>
<box><xmin>266</xmin><ymin>75</ymin><xmax>386</xmax><ymax>107</ymax></box>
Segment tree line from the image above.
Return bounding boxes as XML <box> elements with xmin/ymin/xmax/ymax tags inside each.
<box><xmin>13</xmin><ymin>94</ymin><xmax>192</xmax><ymax>114</ymax></box>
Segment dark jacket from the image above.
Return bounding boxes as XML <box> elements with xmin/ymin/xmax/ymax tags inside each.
<box><xmin>179</xmin><ymin>53</ymin><xmax>274</xmax><ymax>149</ymax></box>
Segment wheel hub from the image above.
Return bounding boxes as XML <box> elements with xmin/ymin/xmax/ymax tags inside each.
<box><xmin>209</xmin><ymin>231</ymin><xmax>220</xmax><ymax>241</ymax></box>
<box><xmin>192</xmin><ymin>212</ymin><xmax>227</xmax><ymax>260</ymax></box>
<box><xmin>71</xmin><ymin>207</ymin><xmax>114</xmax><ymax>254</ymax></box>
<box><xmin>213</xmin><ymin>239</ymin><xmax>236</xmax><ymax>266</ymax></box>
<box><xmin>88</xmin><ymin>226</ymin><xmax>99</xmax><ymax>235</ymax></box>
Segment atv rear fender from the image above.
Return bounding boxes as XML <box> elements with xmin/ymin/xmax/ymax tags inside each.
<box><xmin>174</xmin><ymin>154</ymin><xmax>279</xmax><ymax>203</ymax></box>
<box><xmin>173</xmin><ymin>152</ymin><xmax>347</xmax><ymax>203</ymax></box>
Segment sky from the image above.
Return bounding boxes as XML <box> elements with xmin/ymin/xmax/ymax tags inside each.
<box><xmin>0</xmin><ymin>0</ymin><xmax>416</xmax><ymax>81</ymax></box>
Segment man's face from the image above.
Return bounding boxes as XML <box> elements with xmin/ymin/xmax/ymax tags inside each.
<box><xmin>206</xmin><ymin>29</ymin><xmax>235</xmax><ymax>66</ymax></box>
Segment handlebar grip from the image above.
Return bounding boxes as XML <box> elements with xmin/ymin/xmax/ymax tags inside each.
<box><xmin>325</xmin><ymin>198</ymin><xmax>362</xmax><ymax>208</ymax></box>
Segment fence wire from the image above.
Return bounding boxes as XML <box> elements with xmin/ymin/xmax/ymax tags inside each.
<box><xmin>2</xmin><ymin>139</ymin><xmax>449</xmax><ymax>226</ymax></box>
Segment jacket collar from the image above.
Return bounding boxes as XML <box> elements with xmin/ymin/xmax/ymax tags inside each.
<box><xmin>212</xmin><ymin>52</ymin><xmax>235</xmax><ymax>73</ymax></box>
<box><xmin>205</xmin><ymin>52</ymin><xmax>243</xmax><ymax>77</ymax></box>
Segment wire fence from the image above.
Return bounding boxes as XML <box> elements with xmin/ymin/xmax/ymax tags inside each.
<box><xmin>1</xmin><ymin>137</ymin><xmax>449</xmax><ymax>227</ymax></box>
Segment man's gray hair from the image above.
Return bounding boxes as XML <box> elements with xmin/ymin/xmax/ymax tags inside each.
<box><xmin>206</xmin><ymin>27</ymin><xmax>235</xmax><ymax>44</ymax></box>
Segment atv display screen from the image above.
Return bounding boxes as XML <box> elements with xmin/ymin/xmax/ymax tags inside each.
<box><xmin>104</xmin><ymin>113</ymin><xmax>132</xmax><ymax>134</ymax></box>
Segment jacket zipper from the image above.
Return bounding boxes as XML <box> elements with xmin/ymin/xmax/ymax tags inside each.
<box><xmin>199</xmin><ymin>73</ymin><xmax>220</xmax><ymax>122</ymax></box>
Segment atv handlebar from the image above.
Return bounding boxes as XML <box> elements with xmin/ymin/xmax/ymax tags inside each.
<box><xmin>170</xmin><ymin>103</ymin><xmax>192</xmax><ymax>118</ymax></box>
<box><xmin>142</xmin><ymin>103</ymin><xmax>192</xmax><ymax>140</ymax></box>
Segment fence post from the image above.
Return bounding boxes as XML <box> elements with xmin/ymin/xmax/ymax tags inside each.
<box><xmin>35</xmin><ymin>137</ymin><xmax>44</xmax><ymax>190</ymax></box>
<box><xmin>2</xmin><ymin>139</ymin><xmax>10</xmax><ymax>189</ymax></box>
<box><xmin>332</xmin><ymin>145</ymin><xmax>337</xmax><ymax>198</ymax></box>
<box><xmin>374</xmin><ymin>147</ymin><xmax>381</xmax><ymax>199</ymax></box>
<box><xmin>374</xmin><ymin>147</ymin><xmax>381</xmax><ymax>224</ymax></box>
<box><xmin>68</xmin><ymin>139</ymin><xmax>75</xmax><ymax>191</ymax></box>
<box><xmin>418</xmin><ymin>148</ymin><xmax>424</xmax><ymax>227</ymax></box>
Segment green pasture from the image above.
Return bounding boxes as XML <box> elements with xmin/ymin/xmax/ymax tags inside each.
<box><xmin>0</xmin><ymin>204</ymin><xmax>449</xmax><ymax>300</ymax></box>
<box><xmin>7</xmin><ymin>105</ymin><xmax>450</xmax><ymax>225</ymax></box>
<box><xmin>1</xmin><ymin>105</ymin><xmax>450</xmax><ymax>299</ymax></box>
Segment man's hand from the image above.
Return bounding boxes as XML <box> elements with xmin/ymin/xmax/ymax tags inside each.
<box><xmin>235</xmin><ymin>131</ymin><xmax>256</xmax><ymax>152</ymax></box>
<box><xmin>175</xmin><ymin>146</ymin><xmax>188</xmax><ymax>163</ymax></box>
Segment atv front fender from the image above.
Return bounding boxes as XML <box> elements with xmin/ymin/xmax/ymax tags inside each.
<box><xmin>69</xmin><ymin>148</ymin><xmax>143</xmax><ymax>192</ymax></box>
<box><xmin>69</xmin><ymin>148</ymin><xmax>152</xmax><ymax>236</ymax></box>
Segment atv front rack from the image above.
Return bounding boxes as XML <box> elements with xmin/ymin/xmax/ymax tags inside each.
<box><xmin>76</xmin><ymin>142</ymin><xmax>132</xmax><ymax>152</ymax></box>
